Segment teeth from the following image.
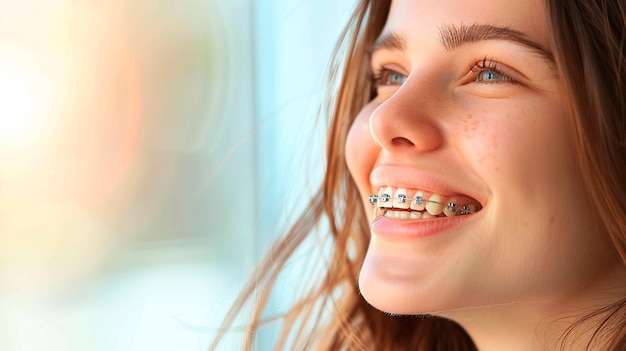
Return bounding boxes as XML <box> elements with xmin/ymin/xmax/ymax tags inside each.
<box><xmin>422</xmin><ymin>212</ymin><xmax>436</xmax><ymax>219</ymax></box>
<box><xmin>379</xmin><ymin>187</ymin><xmax>393</xmax><ymax>208</ymax></box>
<box><xmin>384</xmin><ymin>210</ymin><xmax>401</xmax><ymax>219</ymax></box>
<box><xmin>410</xmin><ymin>190</ymin><xmax>426</xmax><ymax>211</ymax></box>
<box><xmin>425</xmin><ymin>194</ymin><xmax>444</xmax><ymax>215</ymax></box>
<box><xmin>369</xmin><ymin>187</ymin><xmax>480</xmax><ymax>219</ymax></box>
<box><xmin>410</xmin><ymin>211</ymin><xmax>422</xmax><ymax>219</ymax></box>
<box><xmin>384</xmin><ymin>210</ymin><xmax>414</xmax><ymax>219</ymax></box>
<box><xmin>443</xmin><ymin>198</ymin><xmax>458</xmax><ymax>217</ymax></box>
<box><xmin>393</xmin><ymin>188</ymin><xmax>410</xmax><ymax>209</ymax></box>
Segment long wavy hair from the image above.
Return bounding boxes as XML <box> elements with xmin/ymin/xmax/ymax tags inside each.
<box><xmin>210</xmin><ymin>0</ymin><xmax>626</xmax><ymax>349</ymax></box>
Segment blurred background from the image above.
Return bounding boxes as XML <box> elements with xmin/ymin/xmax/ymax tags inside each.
<box><xmin>0</xmin><ymin>0</ymin><xmax>354</xmax><ymax>350</ymax></box>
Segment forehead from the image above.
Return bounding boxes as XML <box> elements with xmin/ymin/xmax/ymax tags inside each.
<box><xmin>383</xmin><ymin>0</ymin><xmax>549</xmax><ymax>50</ymax></box>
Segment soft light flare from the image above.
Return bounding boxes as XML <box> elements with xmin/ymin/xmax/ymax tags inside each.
<box><xmin>0</xmin><ymin>47</ymin><xmax>48</xmax><ymax>148</ymax></box>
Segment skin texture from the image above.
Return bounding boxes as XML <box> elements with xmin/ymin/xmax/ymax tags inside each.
<box><xmin>345</xmin><ymin>0</ymin><xmax>626</xmax><ymax>349</ymax></box>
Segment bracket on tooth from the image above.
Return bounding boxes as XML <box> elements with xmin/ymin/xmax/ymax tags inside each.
<box><xmin>380</xmin><ymin>193</ymin><xmax>391</xmax><ymax>203</ymax></box>
<box><xmin>459</xmin><ymin>205</ymin><xmax>472</xmax><ymax>215</ymax></box>
<box><xmin>368</xmin><ymin>194</ymin><xmax>378</xmax><ymax>206</ymax></box>
<box><xmin>446</xmin><ymin>202</ymin><xmax>457</xmax><ymax>213</ymax></box>
<box><xmin>414</xmin><ymin>196</ymin><xmax>423</xmax><ymax>205</ymax></box>
<box><xmin>397</xmin><ymin>194</ymin><xmax>407</xmax><ymax>203</ymax></box>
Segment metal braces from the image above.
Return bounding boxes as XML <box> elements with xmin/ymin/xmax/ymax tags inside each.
<box><xmin>369</xmin><ymin>194</ymin><xmax>475</xmax><ymax>215</ymax></box>
<box><xmin>368</xmin><ymin>194</ymin><xmax>441</xmax><ymax>207</ymax></box>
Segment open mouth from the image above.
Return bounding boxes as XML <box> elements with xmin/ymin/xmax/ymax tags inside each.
<box><xmin>369</xmin><ymin>186</ymin><xmax>483</xmax><ymax>219</ymax></box>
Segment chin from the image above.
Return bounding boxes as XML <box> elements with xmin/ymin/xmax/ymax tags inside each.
<box><xmin>357</xmin><ymin>257</ymin><xmax>489</xmax><ymax>317</ymax></box>
<box><xmin>358</xmin><ymin>260</ymin><xmax>442</xmax><ymax>315</ymax></box>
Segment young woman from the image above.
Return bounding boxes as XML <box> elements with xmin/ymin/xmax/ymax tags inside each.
<box><xmin>212</xmin><ymin>0</ymin><xmax>626</xmax><ymax>349</ymax></box>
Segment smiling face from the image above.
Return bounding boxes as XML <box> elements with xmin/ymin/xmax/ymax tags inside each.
<box><xmin>345</xmin><ymin>0</ymin><xmax>619</xmax><ymax>317</ymax></box>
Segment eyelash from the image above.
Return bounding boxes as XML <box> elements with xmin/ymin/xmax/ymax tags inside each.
<box><xmin>369</xmin><ymin>67</ymin><xmax>406</xmax><ymax>88</ymax></box>
<box><xmin>470</xmin><ymin>58</ymin><xmax>515</xmax><ymax>83</ymax></box>
<box><xmin>368</xmin><ymin>57</ymin><xmax>515</xmax><ymax>90</ymax></box>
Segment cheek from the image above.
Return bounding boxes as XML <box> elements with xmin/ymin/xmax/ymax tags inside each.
<box><xmin>454</xmin><ymin>100</ymin><xmax>599</xmax><ymax>283</ymax></box>
<box><xmin>455</xmin><ymin>100</ymin><xmax>570</xmax><ymax>183</ymax></box>
<box><xmin>457</xmin><ymin>113</ymin><xmax>500</xmax><ymax>171</ymax></box>
<box><xmin>345</xmin><ymin>106</ymin><xmax>380</xmax><ymax>192</ymax></box>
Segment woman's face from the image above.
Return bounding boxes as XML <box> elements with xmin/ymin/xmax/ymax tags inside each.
<box><xmin>346</xmin><ymin>0</ymin><xmax>618</xmax><ymax>315</ymax></box>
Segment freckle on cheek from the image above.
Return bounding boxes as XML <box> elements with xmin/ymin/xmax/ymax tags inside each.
<box><xmin>462</xmin><ymin>115</ymin><xmax>479</xmax><ymax>138</ymax></box>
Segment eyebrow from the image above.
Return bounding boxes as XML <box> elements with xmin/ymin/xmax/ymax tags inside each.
<box><xmin>370</xmin><ymin>23</ymin><xmax>554</xmax><ymax>63</ymax></box>
<box><xmin>370</xmin><ymin>31</ymin><xmax>407</xmax><ymax>53</ymax></box>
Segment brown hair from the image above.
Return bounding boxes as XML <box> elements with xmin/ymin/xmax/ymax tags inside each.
<box><xmin>210</xmin><ymin>0</ymin><xmax>626</xmax><ymax>349</ymax></box>
<box><xmin>548</xmin><ymin>0</ymin><xmax>626</xmax><ymax>349</ymax></box>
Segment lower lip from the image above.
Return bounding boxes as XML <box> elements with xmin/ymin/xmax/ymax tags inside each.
<box><xmin>370</xmin><ymin>213</ymin><xmax>476</xmax><ymax>240</ymax></box>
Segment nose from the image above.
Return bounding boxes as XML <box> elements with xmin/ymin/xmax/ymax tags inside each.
<box><xmin>369</xmin><ymin>84</ymin><xmax>444</xmax><ymax>154</ymax></box>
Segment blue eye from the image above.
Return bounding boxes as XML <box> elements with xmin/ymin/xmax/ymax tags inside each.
<box><xmin>384</xmin><ymin>71</ymin><xmax>407</xmax><ymax>85</ymax></box>
<box><xmin>471</xmin><ymin>59</ymin><xmax>514</xmax><ymax>83</ymax></box>
<box><xmin>474</xmin><ymin>70</ymin><xmax>512</xmax><ymax>82</ymax></box>
<box><xmin>371</xmin><ymin>68</ymin><xmax>407</xmax><ymax>87</ymax></box>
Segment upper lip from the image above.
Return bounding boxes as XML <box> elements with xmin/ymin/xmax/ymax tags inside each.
<box><xmin>369</xmin><ymin>164</ymin><xmax>486</xmax><ymax>206</ymax></box>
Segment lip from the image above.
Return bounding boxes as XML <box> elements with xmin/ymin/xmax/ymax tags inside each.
<box><xmin>371</xmin><ymin>212</ymin><xmax>479</xmax><ymax>240</ymax></box>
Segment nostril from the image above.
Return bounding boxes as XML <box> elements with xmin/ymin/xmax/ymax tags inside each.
<box><xmin>391</xmin><ymin>137</ymin><xmax>415</xmax><ymax>146</ymax></box>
